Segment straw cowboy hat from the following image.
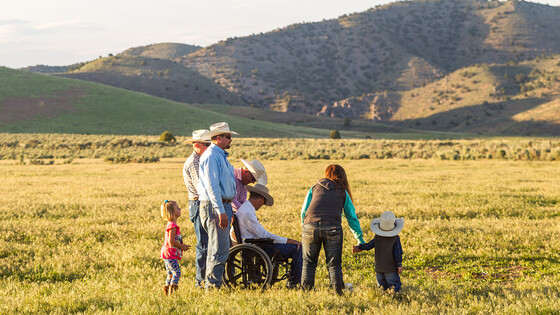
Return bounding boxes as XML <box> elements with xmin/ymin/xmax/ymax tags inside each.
<box><xmin>240</xmin><ymin>158</ymin><xmax>268</xmax><ymax>186</ymax></box>
<box><xmin>246</xmin><ymin>183</ymin><xmax>274</xmax><ymax>206</ymax></box>
<box><xmin>370</xmin><ymin>211</ymin><xmax>404</xmax><ymax>237</ymax></box>
<box><xmin>185</xmin><ymin>129</ymin><xmax>211</xmax><ymax>144</ymax></box>
<box><xmin>205</xmin><ymin>122</ymin><xmax>239</xmax><ymax>138</ymax></box>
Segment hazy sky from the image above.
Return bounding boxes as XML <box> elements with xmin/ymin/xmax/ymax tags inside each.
<box><xmin>1</xmin><ymin>0</ymin><xmax>559</xmax><ymax>68</ymax></box>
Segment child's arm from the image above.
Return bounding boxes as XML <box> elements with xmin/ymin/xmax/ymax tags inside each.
<box><xmin>169</xmin><ymin>227</ymin><xmax>191</xmax><ymax>251</ymax></box>
<box><xmin>352</xmin><ymin>238</ymin><xmax>375</xmax><ymax>254</ymax></box>
<box><xmin>394</xmin><ymin>236</ymin><xmax>403</xmax><ymax>274</ymax></box>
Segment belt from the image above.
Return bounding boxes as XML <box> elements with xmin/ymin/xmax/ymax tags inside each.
<box><xmin>222</xmin><ymin>197</ymin><xmax>233</xmax><ymax>204</ymax></box>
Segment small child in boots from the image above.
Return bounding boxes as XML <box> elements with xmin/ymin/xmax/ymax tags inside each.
<box><xmin>160</xmin><ymin>200</ymin><xmax>191</xmax><ymax>295</ymax></box>
<box><xmin>353</xmin><ymin>211</ymin><xmax>404</xmax><ymax>293</ymax></box>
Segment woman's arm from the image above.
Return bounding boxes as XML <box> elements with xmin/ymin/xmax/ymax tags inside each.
<box><xmin>342</xmin><ymin>191</ymin><xmax>365</xmax><ymax>244</ymax></box>
<box><xmin>300</xmin><ymin>187</ymin><xmax>313</xmax><ymax>225</ymax></box>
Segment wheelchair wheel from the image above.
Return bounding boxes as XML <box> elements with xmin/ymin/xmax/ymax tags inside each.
<box><xmin>223</xmin><ymin>244</ymin><xmax>273</xmax><ymax>289</ymax></box>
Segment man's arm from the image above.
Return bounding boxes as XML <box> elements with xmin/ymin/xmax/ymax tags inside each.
<box><xmin>245</xmin><ymin>211</ymin><xmax>287</xmax><ymax>244</ymax></box>
<box><xmin>200</xmin><ymin>155</ymin><xmax>226</xmax><ymax>215</ymax></box>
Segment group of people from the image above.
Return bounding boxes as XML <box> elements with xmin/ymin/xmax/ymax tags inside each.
<box><xmin>159</xmin><ymin>122</ymin><xmax>405</xmax><ymax>296</ymax></box>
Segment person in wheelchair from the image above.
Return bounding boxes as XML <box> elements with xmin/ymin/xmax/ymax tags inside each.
<box><xmin>234</xmin><ymin>183</ymin><xmax>303</xmax><ymax>288</ymax></box>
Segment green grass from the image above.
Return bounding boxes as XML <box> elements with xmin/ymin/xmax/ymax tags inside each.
<box><xmin>0</xmin><ymin>157</ymin><xmax>559</xmax><ymax>313</ymax></box>
<box><xmin>0</xmin><ymin>67</ymin><xmax>335</xmax><ymax>137</ymax></box>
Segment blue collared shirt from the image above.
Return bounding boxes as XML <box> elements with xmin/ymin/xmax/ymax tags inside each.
<box><xmin>197</xmin><ymin>144</ymin><xmax>236</xmax><ymax>215</ymax></box>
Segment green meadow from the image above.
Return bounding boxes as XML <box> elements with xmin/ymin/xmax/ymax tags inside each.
<box><xmin>1</xmin><ymin>136</ymin><xmax>559</xmax><ymax>313</ymax></box>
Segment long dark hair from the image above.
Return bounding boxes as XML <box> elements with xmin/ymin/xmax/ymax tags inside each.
<box><xmin>324</xmin><ymin>164</ymin><xmax>353</xmax><ymax>202</ymax></box>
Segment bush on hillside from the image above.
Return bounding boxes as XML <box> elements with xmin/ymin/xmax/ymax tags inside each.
<box><xmin>158</xmin><ymin>131</ymin><xmax>176</xmax><ymax>143</ymax></box>
<box><xmin>330</xmin><ymin>130</ymin><xmax>341</xmax><ymax>139</ymax></box>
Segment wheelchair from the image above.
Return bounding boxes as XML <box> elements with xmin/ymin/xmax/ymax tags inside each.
<box><xmin>222</xmin><ymin>214</ymin><xmax>293</xmax><ymax>289</ymax></box>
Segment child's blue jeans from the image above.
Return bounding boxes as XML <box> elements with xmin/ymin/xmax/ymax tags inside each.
<box><xmin>376</xmin><ymin>272</ymin><xmax>401</xmax><ymax>292</ymax></box>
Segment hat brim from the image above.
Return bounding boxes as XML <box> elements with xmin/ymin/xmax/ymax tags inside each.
<box><xmin>246</xmin><ymin>185</ymin><xmax>274</xmax><ymax>206</ymax></box>
<box><xmin>370</xmin><ymin>218</ymin><xmax>404</xmax><ymax>237</ymax></box>
<box><xmin>185</xmin><ymin>139</ymin><xmax>212</xmax><ymax>144</ymax></box>
<box><xmin>206</xmin><ymin>130</ymin><xmax>239</xmax><ymax>139</ymax></box>
<box><xmin>240</xmin><ymin>158</ymin><xmax>268</xmax><ymax>185</ymax></box>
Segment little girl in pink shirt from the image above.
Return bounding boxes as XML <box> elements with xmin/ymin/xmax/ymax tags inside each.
<box><xmin>160</xmin><ymin>200</ymin><xmax>191</xmax><ymax>295</ymax></box>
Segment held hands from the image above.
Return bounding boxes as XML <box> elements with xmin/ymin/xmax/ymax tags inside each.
<box><xmin>181</xmin><ymin>244</ymin><xmax>191</xmax><ymax>251</ymax></box>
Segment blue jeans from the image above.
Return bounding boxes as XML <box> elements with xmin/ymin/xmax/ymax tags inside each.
<box><xmin>188</xmin><ymin>200</ymin><xmax>208</xmax><ymax>285</ymax></box>
<box><xmin>200</xmin><ymin>201</ymin><xmax>233</xmax><ymax>288</ymax></box>
<box><xmin>301</xmin><ymin>222</ymin><xmax>344</xmax><ymax>295</ymax></box>
<box><xmin>376</xmin><ymin>272</ymin><xmax>401</xmax><ymax>292</ymax></box>
<box><xmin>262</xmin><ymin>243</ymin><xmax>302</xmax><ymax>286</ymax></box>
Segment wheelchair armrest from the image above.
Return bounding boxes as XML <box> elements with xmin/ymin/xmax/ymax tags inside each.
<box><xmin>244</xmin><ymin>238</ymin><xmax>274</xmax><ymax>244</ymax></box>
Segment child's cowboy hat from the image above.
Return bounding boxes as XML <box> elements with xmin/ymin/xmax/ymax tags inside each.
<box><xmin>240</xmin><ymin>158</ymin><xmax>268</xmax><ymax>185</ymax></box>
<box><xmin>370</xmin><ymin>211</ymin><xmax>404</xmax><ymax>237</ymax></box>
<box><xmin>246</xmin><ymin>183</ymin><xmax>274</xmax><ymax>206</ymax></box>
<box><xmin>205</xmin><ymin>122</ymin><xmax>239</xmax><ymax>138</ymax></box>
<box><xmin>185</xmin><ymin>129</ymin><xmax>211</xmax><ymax>144</ymax></box>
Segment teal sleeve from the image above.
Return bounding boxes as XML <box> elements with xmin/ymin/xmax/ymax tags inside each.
<box><xmin>343</xmin><ymin>191</ymin><xmax>365</xmax><ymax>244</ymax></box>
<box><xmin>301</xmin><ymin>188</ymin><xmax>313</xmax><ymax>224</ymax></box>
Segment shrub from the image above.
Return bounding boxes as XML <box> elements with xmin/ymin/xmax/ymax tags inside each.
<box><xmin>330</xmin><ymin>130</ymin><xmax>341</xmax><ymax>139</ymax></box>
<box><xmin>158</xmin><ymin>131</ymin><xmax>176</xmax><ymax>143</ymax></box>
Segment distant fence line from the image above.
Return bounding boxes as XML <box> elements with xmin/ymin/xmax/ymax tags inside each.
<box><xmin>1</xmin><ymin>134</ymin><xmax>559</xmax><ymax>162</ymax></box>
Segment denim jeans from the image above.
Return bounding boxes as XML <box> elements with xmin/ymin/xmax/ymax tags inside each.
<box><xmin>188</xmin><ymin>199</ymin><xmax>208</xmax><ymax>285</ymax></box>
<box><xmin>262</xmin><ymin>243</ymin><xmax>303</xmax><ymax>286</ymax></box>
<box><xmin>376</xmin><ymin>272</ymin><xmax>401</xmax><ymax>292</ymax></box>
<box><xmin>301</xmin><ymin>222</ymin><xmax>344</xmax><ymax>294</ymax></box>
<box><xmin>200</xmin><ymin>201</ymin><xmax>233</xmax><ymax>288</ymax></box>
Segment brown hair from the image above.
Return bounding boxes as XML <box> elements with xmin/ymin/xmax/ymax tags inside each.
<box><xmin>161</xmin><ymin>200</ymin><xmax>177</xmax><ymax>221</ymax></box>
<box><xmin>324</xmin><ymin>164</ymin><xmax>353</xmax><ymax>202</ymax></box>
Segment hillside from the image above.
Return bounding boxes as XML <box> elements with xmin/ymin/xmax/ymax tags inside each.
<box><xmin>0</xmin><ymin>67</ymin><xmax>429</xmax><ymax>138</ymax></box>
<box><xmin>60</xmin><ymin>55</ymin><xmax>246</xmax><ymax>106</ymax></box>
<box><xmin>120</xmin><ymin>42</ymin><xmax>201</xmax><ymax>60</ymax></box>
<box><xmin>179</xmin><ymin>0</ymin><xmax>560</xmax><ymax>118</ymax></box>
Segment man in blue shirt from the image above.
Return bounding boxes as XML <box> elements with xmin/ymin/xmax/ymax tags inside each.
<box><xmin>198</xmin><ymin>122</ymin><xmax>238</xmax><ymax>289</ymax></box>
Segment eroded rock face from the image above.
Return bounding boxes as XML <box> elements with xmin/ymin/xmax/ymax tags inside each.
<box><xmin>318</xmin><ymin>92</ymin><xmax>400</xmax><ymax>121</ymax></box>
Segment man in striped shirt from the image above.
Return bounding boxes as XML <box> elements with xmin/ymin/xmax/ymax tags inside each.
<box><xmin>183</xmin><ymin>129</ymin><xmax>211</xmax><ymax>288</ymax></box>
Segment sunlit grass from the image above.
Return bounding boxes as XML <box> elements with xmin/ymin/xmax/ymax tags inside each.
<box><xmin>0</xmin><ymin>158</ymin><xmax>559</xmax><ymax>313</ymax></box>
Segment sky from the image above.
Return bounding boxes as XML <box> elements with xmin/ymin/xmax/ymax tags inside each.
<box><xmin>1</xmin><ymin>0</ymin><xmax>559</xmax><ymax>69</ymax></box>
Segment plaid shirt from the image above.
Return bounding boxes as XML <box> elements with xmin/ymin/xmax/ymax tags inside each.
<box><xmin>232</xmin><ymin>168</ymin><xmax>247</xmax><ymax>211</ymax></box>
<box><xmin>183</xmin><ymin>152</ymin><xmax>201</xmax><ymax>199</ymax></box>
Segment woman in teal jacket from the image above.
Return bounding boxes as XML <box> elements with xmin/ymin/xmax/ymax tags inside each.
<box><xmin>300</xmin><ymin>164</ymin><xmax>365</xmax><ymax>295</ymax></box>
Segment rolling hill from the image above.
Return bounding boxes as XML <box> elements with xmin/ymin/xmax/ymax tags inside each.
<box><xmin>179</xmin><ymin>0</ymin><xmax>560</xmax><ymax>117</ymax></box>
<box><xmin>60</xmin><ymin>54</ymin><xmax>246</xmax><ymax>106</ymax></box>
<box><xmin>16</xmin><ymin>0</ymin><xmax>560</xmax><ymax>136</ymax></box>
<box><xmin>1</xmin><ymin>67</ymin><xmax>439</xmax><ymax>138</ymax></box>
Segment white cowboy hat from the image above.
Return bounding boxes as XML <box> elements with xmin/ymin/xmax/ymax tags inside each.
<box><xmin>246</xmin><ymin>183</ymin><xmax>274</xmax><ymax>206</ymax></box>
<box><xmin>205</xmin><ymin>122</ymin><xmax>239</xmax><ymax>138</ymax></box>
<box><xmin>370</xmin><ymin>211</ymin><xmax>404</xmax><ymax>237</ymax></box>
<box><xmin>240</xmin><ymin>158</ymin><xmax>268</xmax><ymax>186</ymax></box>
<box><xmin>185</xmin><ymin>129</ymin><xmax>211</xmax><ymax>143</ymax></box>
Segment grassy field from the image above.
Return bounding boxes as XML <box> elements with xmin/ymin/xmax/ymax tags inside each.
<box><xmin>2</xmin><ymin>133</ymin><xmax>560</xmax><ymax>162</ymax></box>
<box><xmin>1</xmin><ymin>153</ymin><xmax>559</xmax><ymax>313</ymax></box>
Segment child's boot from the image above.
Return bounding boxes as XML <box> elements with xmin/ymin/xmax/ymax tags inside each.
<box><xmin>169</xmin><ymin>284</ymin><xmax>179</xmax><ymax>294</ymax></box>
<box><xmin>163</xmin><ymin>285</ymin><xmax>170</xmax><ymax>296</ymax></box>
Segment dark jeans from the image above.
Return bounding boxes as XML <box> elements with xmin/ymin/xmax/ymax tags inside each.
<box><xmin>188</xmin><ymin>200</ymin><xmax>208</xmax><ymax>285</ymax></box>
<box><xmin>301</xmin><ymin>222</ymin><xmax>344</xmax><ymax>295</ymax></box>
<box><xmin>262</xmin><ymin>243</ymin><xmax>302</xmax><ymax>286</ymax></box>
<box><xmin>376</xmin><ymin>272</ymin><xmax>401</xmax><ymax>292</ymax></box>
